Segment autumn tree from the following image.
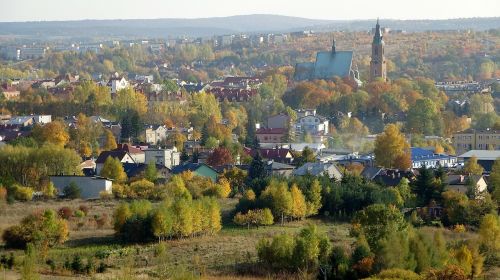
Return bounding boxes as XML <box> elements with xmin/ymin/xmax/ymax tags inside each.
<box><xmin>2</xmin><ymin>209</ymin><xmax>69</xmax><ymax>249</ymax></box>
<box><xmin>290</xmin><ymin>184</ymin><xmax>307</xmax><ymax>220</ymax></box>
<box><xmin>103</xmin><ymin>129</ymin><xmax>117</xmax><ymax>151</ymax></box>
<box><xmin>100</xmin><ymin>157</ymin><xmax>127</xmax><ymax>183</ymax></box>
<box><xmin>32</xmin><ymin>120</ymin><xmax>70</xmax><ymax>147</ymax></box>
<box><xmin>206</xmin><ymin>147</ymin><xmax>233</xmax><ymax>167</ymax></box>
<box><xmin>463</xmin><ymin>156</ymin><xmax>484</xmax><ymax>175</ymax></box>
<box><xmin>374</xmin><ymin>124</ymin><xmax>411</xmax><ymax>169</ymax></box>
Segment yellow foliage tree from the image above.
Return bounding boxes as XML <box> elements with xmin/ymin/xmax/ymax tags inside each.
<box><xmin>290</xmin><ymin>184</ymin><xmax>307</xmax><ymax>220</ymax></box>
<box><xmin>374</xmin><ymin>124</ymin><xmax>410</xmax><ymax>169</ymax></box>
<box><xmin>463</xmin><ymin>156</ymin><xmax>484</xmax><ymax>175</ymax></box>
<box><xmin>103</xmin><ymin>129</ymin><xmax>117</xmax><ymax>151</ymax></box>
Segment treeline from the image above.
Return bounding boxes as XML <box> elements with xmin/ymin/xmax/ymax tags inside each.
<box><xmin>256</xmin><ymin>204</ymin><xmax>500</xmax><ymax>279</ymax></box>
<box><xmin>113</xmin><ymin>197</ymin><xmax>221</xmax><ymax>242</ymax></box>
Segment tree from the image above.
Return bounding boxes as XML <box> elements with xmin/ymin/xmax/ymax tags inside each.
<box><xmin>100</xmin><ymin>157</ymin><xmax>127</xmax><ymax>183</ymax></box>
<box><xmin>2</xmin><ymin>209</ymin><xmax>69</xmax><ymax>249</ymax></box>
<box><xmin>63</xmin><ymin>182</ymin><xmax>81</xmax><ymax>199</ymax></box>
<box><xmin>412</xmin><ymin>166</ymin><xmax>443</xmax><ymax>206</ymax></box>
<box><xmin>374</xmin><ymin>124</ymin><xmax>410</xmax><ymax>169</ymax></box>
<box><xmin>206</xmin><ymin>147</ymin><xmax>233</xmax><ymax>167</ymax></box>
<box><xmin>489</xmin><ymin>158</ymin><xmax>500</xmax><ymax>202</ymax></box>
<box><xmin>248</xmin><ymin>152</ymin><xmax>265</xmax><ymax>181</ymax></box>
<box><xmin>290</xmin><ymin>184</ymin><xmax>307</xmax><ymax>220</ymax></box>
<box><xmin>103</xmin><ymin>129</ymin><xmax>117</xmax><ymax>151</ymax></box>
<box><xmin>32</xmin><ymin>120</ymin><xmax>70</xmax><ymax>147</ymax></box>
<box><xmin>21</xmin><ymin>244</ymin><xmax>40</xmax><ymax>280</ymax></box>
<box><xmin>463</xmin><ymin>156</ymin><xmax>484</xmax><ymax>175</ymax></box>
<box><xmin>294</xmin><ymin>146</ymin><xmax>316</xmax><ymax>167</ymax></box>
<box><xmin>261</xmin><ymin>180</ymin><xmax>293</xmax><ymax>225</ymax></box>
<box><xmin>352</xmin><ymin>204</ymin><xmax>408</xmax><ymax>252</ymax></box>
<box><xmin>406</xmin><ymin>98</ymin><xmax>441</xmax><ymax>135</ymax></box>
<box><xmin>478</xmin><ymin>214</ymin><xmax>500</xmax><ymax>260</ymax></box>
<box><xmin>144</xmin><ymin>161</ymin><xmax>158</xmax><ymax>182</ymax></box>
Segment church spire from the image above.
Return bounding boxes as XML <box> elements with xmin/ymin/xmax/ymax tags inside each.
<box><xmin>331</xmin><ymin>36</ymin><xmax>336</xmax><ymax>54</ymax></box>
<box><xmin>373</xmin><ymin>18</ymin><xmax>383</xmax><ymax>45</ymax></box>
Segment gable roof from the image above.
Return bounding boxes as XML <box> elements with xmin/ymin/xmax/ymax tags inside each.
<box><xmin>266</xmin><ymin>161</ymin><xmax>295</xmax><ymax>171</ymax></box>
<box><xmin>372</xmin><ymin>169</ymin><xmax>416</xmax><ymax>186</ymax></box>
<box><xmin>171</xmin><ymin>163</ymin><xmax>217</xmax><ymax>174</ymax></box>
<box><xmin>361</xmin><ymin>166</ymin><xmax>383</xmax><ymax>180</ymax></box>
<box><xmin>447</xmin><ymin>174</ymin><xmax>484</xmax><ymax>186</ymax></box>
<box><xmin>256</xmin><ymin>128</ymin><xmax>286</xmax><ymax>135</ymax></box>
<box><xmin>96</xmin><ymin>150</ymin><xmax>131</xmax><ymax>164</ymax></box>
<box><xmin>247</xmin><ymin>148</ymin><xmax>293</xmax><ymax>161</ymax></box>
<box><xmin>293</xmin><ymin>162</ymin><xmax>343</xmax><ymax>180</ymax></box>
<box><xmin>313</xmin><ymin>50</ymin><xmax>353</xmax><ymax>79</ymax></box>
<box><xmin>115</xmin><ymin>143</ymin><xmax>144</xmax><ymax>154</ymax></box>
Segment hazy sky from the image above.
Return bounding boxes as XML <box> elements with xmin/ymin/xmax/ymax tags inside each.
<box><xmin>1</xmin><ymin>0</ymin><xmax>499</xmax><ymax>22</ymax></box>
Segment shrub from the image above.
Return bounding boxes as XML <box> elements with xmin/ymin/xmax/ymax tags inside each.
<box><xmin>95</xmin><ymin>214</ymin><xmax>108</xmax><ymax>229</ymax></box>
<box><xmin>129</xmin><ymin>179</ymin><xmax>155</xmax><ymax>198</ymax></box>
<box><xmin>2</xmin><ymin>209</ymin><xmax>69</xmax><ymax>249</ymax></box>
<box><xmin>63</xmin><ymin>182</ymin><xmax>81</xmax><ymax>199</ymax></box>
<box><xmin>74</xmin><ymin>210</ymin><xmax>85</xmax><ymax>218</ymax></box>
<box><xmin>78</xmin><ymin>205</ymin><xmax>90</xmax><ymax>215</ymax></box>
<box><xmin>13</xmin><ymin>185</ymin><xmax>33</xmax><ymax>201</ymax></box>
<box><xmin>58</xmin><ymin>207</ymin><xmax>73</xmax><ymax>219</ymax></box>
<box><xmin>0</xmin><ymin>186</ymin><xmax>7</xmax><ymax>202</ymax></box>
<box><xmin>233</xmin><ymin>208</ymin><xmax>274</xmax><ymax>228</ymax></box>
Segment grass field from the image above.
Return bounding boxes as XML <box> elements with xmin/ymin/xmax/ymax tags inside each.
<box><xmin>0</xmin><ymin>199</ymin><xmax>354</xmax><ymax>279</ymax></box>
<box><xmin>1</xmin><ymin>199</ymin><xmax>498</xmax><ymax>279</ymax></box>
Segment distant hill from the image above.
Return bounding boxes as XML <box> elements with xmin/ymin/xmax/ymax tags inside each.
<box><xmin>0</xmin><ymin>14</ymin><xmax>498</xmax><ymax>40</ymax></box>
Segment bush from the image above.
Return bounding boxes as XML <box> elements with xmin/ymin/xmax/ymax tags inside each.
<box><xmin>58</xmin><ymin>207</ymin><xmax>73</xmax><ymax>219</ymax></box>
<box><xmin>63</xmin><ymin>182</ymin><xmax>81</xmax><ymax>199</ymax></box>
<box><xmin>13</xmin><ymin>185</ymin><xmax>33</xmax><ymax>201</ymax></box>
<box><xmin>78</xmin><ymin>205</ymin><xmax>90</xmax><ymax>215</ymax></box>
<box><xmin>74</xmin><ymin>210</ymin><xmax>85</xmax><ymax>218</ymax></box>
<box><xmin>2</xmin><ymin>209</ymin><xmax>69</xmax><ymax>249</ymax></box>
<box><xmin>233</xmin><ymin>208</ymin><xmax>274</xmax><ymax>228</ymax></box>
<box><xmin>95</xmin><ymin>214</ymin><xmax>108</xmax><ymax>229</ymax></box>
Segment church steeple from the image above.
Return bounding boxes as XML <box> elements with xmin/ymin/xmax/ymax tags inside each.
<box><xmin>370</xmin><ymin>18</ymin><xmax>387</xmax><ymax>82</ymax></box>
<box><xmin>331</xmin><ymin>37</ymin><xmax>336</xmax><ymax>54</ymax></box>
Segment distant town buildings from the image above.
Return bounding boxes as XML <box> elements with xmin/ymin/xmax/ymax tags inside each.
<box><xmin>452</xmin><ymin>129</ymin><xmax>500</xmax><ymax>155</ymax></box>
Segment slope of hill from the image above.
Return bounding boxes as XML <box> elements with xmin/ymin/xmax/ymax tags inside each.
<box><xmin>0</xmin><ymin>14</ymin><xmax>498</xmax><ymax>40</ymax></box>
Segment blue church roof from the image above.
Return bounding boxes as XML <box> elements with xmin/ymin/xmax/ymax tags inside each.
<box><xmin>294</xmin><ymin>50</ymin><xmax>354</xmax><ymax>81</ymax></box>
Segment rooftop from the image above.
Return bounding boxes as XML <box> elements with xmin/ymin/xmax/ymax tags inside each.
<box><xmin>459</xmin><ymin>150</ymin><xmax>500</xmax><ymax>160</ymax></box>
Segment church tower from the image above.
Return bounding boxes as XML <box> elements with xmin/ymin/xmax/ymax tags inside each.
<box><xmin>370</xmin><ymin>19</ymin><xmax>387</xmax><ymax>81</ymax></box>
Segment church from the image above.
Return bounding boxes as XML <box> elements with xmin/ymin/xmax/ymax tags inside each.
<box><xmin>294</xmin><ymin>20</ymin><xmax>386</xmax><ymax>85</ymax></box>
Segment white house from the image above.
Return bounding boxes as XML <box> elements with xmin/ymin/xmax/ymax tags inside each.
<box><xmin>32</xmin><ymin>115</ymin><xmax>52</xmax><ymax>124</ymax></box>
<box><xmin>108</xmin><ymin>76</ymin><xmax>129</xmax><ymax>94</ymax></box>
<box><xmin>95</xmin><ymin>150</ymin><xmax>135</xmax><ymax>175</ymax></box>
<box><xmin>50</xmin><ymin>176</ymin><xmax>112</xmax><ymax>199</ymax></box>
<box><xmin>144</xmin><ymin>147</ymin><xmax>180</xmax><ymax>169</ymax></box>
<box><xmin>145</xmin><ymin>125</ymin><xmax>168</xmax><ymax>144</ymax></box>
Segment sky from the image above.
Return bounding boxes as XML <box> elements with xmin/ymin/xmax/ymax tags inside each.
<box><xmin>1</xmin><ymin>0</ymin><xmax>499</xmax><ymax>22</ymax></box>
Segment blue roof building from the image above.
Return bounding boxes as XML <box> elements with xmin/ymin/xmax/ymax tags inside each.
<box><xmin>411</xmin><ymin>147</ymin><xmax>457</xmax><ymax>169</ymax></box>
<box><xmin>294</xmin><ymin>38</ymin><xmax>362</xmax><ymax>86</ymax></box>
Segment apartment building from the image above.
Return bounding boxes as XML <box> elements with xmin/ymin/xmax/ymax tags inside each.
<box><xmin>452</xmin><ymin>129</ymin><xmax>500</xmax><ymax>155</ymax></box>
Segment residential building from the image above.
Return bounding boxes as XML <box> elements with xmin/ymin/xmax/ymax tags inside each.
<box><xmin>452</xmin><ymin>129</ymin><xmax>500</xmax><ymax>155</ymax></box>
<box><xmin>32</xmin><ymin>115</ymin><xmax>52</xmax><ymax>124</ymax></box>
<box><xmin>267</xmin><ymin>114</ymin><xmax>290</xmax><ymax>129</ymax></box>
<box><xmin>19</xmin><ymin>47</ymin><xmax>46</xmax><ymax>59</ymax></box>
<box><xmin>108</xmin><ymin>76</ymin><xmax>129</xmax><ymax>94</ymax></box>
<box><xmin>256</xmin><ymin>128</ymin><xmax>287</xmax><ymax>143</ymax></box>
<box><xmin>293</xmin><ymin>162</ymin><xmax>343</xmax><ymax>180</ymax></box>
<box><xmin>265</xmin><ymin>161</ymin><xmax>295</xmax><ymax>177</ymax></box>
<box><xmin>144</xmin><ymin>125</ymin><xmax>168</xmax><ymax>144</ymax></box>
<box><xmin>295</xmin><ymin>110</ymin><xmax>329</xmax><ymax>143</ymax></box>
<box><xmin>246</xmin><ymin>147</ymin><xmax>294</xmax><ymax>164</ymax></box>
<box><xmin>5</xmin><ymin>116</ymin><xmax>34</xmax><ymax>127</ymax></box>
<box><xmin>114</xmin><ymin>144</ymin><xmax>145</xmax><ymax>164</ymax></box>
<box><xmin>446</xmin><ymin>175</ymin><xmax>488</xmax><ymax>195</ymax></box>
<box><xmin>1</xmin><ymin>84</ymin><xmax>20</xmax><ymax>100</ymax></box>
<box><xmin>171</xmin><ymin>163</ymin><xmax>218</xmax><ymax>181</ymax></box>
<box><xmin>50</xmin><ymin>176</ymin><xmax>112</xmax><ymax>199</ymax></box>
<box><xmin>95</xmin><ymin>150</ymin><xmax>135</xmax><ymax>175</ymax></box>
<box><xmin>410</xmin><ymin>147</ymin><xmax>457</xmax><ymax>168</ymax></box>
<box><xmin>361</xmin><ymin>167</ymin><xmax>416</xmax><ymax>186</ymax></box>
<box><xmin>144</xmin><ymin>147</ymin><xmax>180</xmax><ymax>169</ymax></box>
